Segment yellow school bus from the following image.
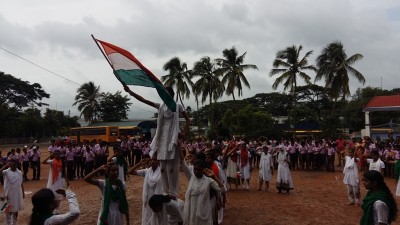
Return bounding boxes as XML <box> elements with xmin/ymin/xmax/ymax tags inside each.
<box><xmin>69</xmin><ymin>126</ymin><xmax>119</xmax><ymax>143</ymax></box>
<box><xmin>119</xmin><ymin>126</ymin><xmax>143</xmax><ymax>139</ymax></box>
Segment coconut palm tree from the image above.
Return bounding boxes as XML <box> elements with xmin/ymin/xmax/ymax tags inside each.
<box><xmin>270</xmin><ymin>45</ymin><xmax>317</xmax><ymax>136</ymax></box>
<box><xmin>73</xmin><ymin>81</ymin><xmax>103</xmax><ymax>124</ymax></box>
<box><xmin>215</xmin><ymin>47</ymin><xmax>258</xmax><ymax>100</ymax></box>
<box><xmin>315</xmin><ymin>41</ymin><xmax>365</xmax><ymax>114</ymax></box>
<box><xmin>192</xmin><ymin>56</ymin><xmax>224</xmax><ymax>127</ymax></box>
<box><xmin>161</xmin><ymin>57</ymin><xmax>193</xmax><ymax>105</ymax></box>
<box><xmin>193</xmin><ymin>57</ymin><xmax>224</xmax><ymax>106</ymax></box>
<box><xmin>270</xmin><ymin>45</ymin><xmax>317</xmax><ymax>94</ymax></box>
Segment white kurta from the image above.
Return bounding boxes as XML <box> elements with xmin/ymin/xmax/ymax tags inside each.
<box><xmin>96</xmin><ymin>179</ymin><xmax>125</xmax><ymax>225</ymax></box>
<box><xmin>47</xmin><ymin>160</ymin><xmax>66</xmax><ymax>200</ymax></box>
<box><xmin>182</xmin><ymin>161</ymin><xmax>226</xmax><ymax>225</ymax></box>
<box><xmin>44</xmin><ymin>191</ymin><xmax>80</xmax><ymax>225</ymax></box>
<box><xmin>343</xmin><ymin>156</ymin><xmax>359</xmax><ymax>186</ymax></box>
<box><xmin>276</xmin><ymin>151</ymin><xmax>294</xmax><ymax>188</ymax></box>
<box><xmin>259</xmin><ymin>152</ymin><xmax>273</xmax><ymax>181</ymax></box>
<box><xmin>150</xmin><ymin>103</ymin><xmax>184</xmax><ymax>160</ymax></box>
<box><xmin>2</xmin><ymin>168</ymin><xmax>23</xmax><ymax>212</ymax></box>
<box><xmin>137</xmin><ymin>167</ymin><xmax>163</xmax><ymax>225</ymax></box>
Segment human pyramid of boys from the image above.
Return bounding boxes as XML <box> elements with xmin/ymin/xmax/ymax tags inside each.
<box><xmin>0</xmin><ymin>86</ymin><xmax>399</xmax><ymax>225</ymax></box>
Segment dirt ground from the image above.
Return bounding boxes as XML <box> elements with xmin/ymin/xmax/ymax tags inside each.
<box><xmin>1</xmin><ymin>143</ymin><xmax>399</xmax><ymax>225</ymax></box>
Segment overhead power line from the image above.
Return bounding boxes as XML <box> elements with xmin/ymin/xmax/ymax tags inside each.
<box><xmin>0</xmin><ymin>45</ymin><xmax>155</xmax><ymax>113</ymax></box>
<box><xmin>0</xmin><ymin>45</ymin><xmax>81</xmax><ymax>86</ymax></box>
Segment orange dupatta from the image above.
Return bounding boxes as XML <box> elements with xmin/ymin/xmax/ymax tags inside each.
<box><xmin>52</xmin><ymin>159</ymin><xmax>62</xmax><ymax>184</ymax></box>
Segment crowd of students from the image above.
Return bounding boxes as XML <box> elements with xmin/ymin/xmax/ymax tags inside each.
<box><xmin>0</xmin><ymin>81</ymin><xmax>399</xmax><ymax>225</ymax></box>
<box><xmin>1</xmin><ymin>134</ymin><xmax>400</xmax><ymax>224</ymax></box>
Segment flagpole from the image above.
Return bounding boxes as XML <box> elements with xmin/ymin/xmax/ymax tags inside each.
<box><xmin>91</xmin><ymin>34</ymin><xmax>125</xmax><ymax>85</ymax></box>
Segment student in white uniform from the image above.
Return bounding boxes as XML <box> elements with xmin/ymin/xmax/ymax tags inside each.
<box><xmin>258</xmin><ymin>145</ymin><xmax>273</xmax><ymax>191</ymax></box>
<box><xmin>42</xmin><ymin>150</ymin><xmax>67</xmax><ymax>214</ymax></box>
<box><xmin>182</xmin><ymin>158</ymin><xmax>226</xmax><ymax>225</ymax></box>
<box><xmin>128</xmin><ymin>156</ymin><xmax>163</xmax><ymax>225</ymax></box>
<box><xmin>29</xmin><ymin>188</ymin><xmax>80</xmax><ymax>225</ymax></box>
<box><xmin>84</xmin><ymin>163</ymin><xmax>130</xmax><ymax>225</ymax></box>
<box><xmin>0</xmin><ymin>159</ymin><xmax>24</xmax><ymax>225</ymax></box>
<box><xmin>148</xmin><ymin>194</ymin><xmax>184</xmax><ymax>225</ymax></box>
<box><xmin>360</xmin><ymin>170</ymin><xmax>398</xmax><ymax>225</ymax></box>
<box><xmin>367</xmin><ymin>150</ymin><xmax>385</xmax><ymax>174</ymax></box>
<box><xmin>343</xmin><ymin>149</ymin><xmax>360</xmax><ymax>205</ymax></box>
<box><xmin>275</xmin><ymin>145</ymin><xmax>294</xmax><ymax>193</ymax></box>
<box><xmin>124</xmin><ymin>85</ymin><xmax>191</xmax><ymax>196</ymax></box>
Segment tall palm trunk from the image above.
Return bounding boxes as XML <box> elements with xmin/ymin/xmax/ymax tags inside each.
<box><xmin>178</xmin><ymin>92</ymin><xmax>185</xmax><ymax>109</ymax></box>
<box><xmin>330</xmin><ymin>97</ymin><xmax>338</xmax><ymax>117</ymax></box>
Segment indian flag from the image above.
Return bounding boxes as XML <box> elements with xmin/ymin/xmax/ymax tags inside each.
<box><xmin>0</xmin><ymin>200</ymin><xmax>10</xmax><ymax>213</ymax></box>
<box><xmin>94</xmin><ymin>38</ymin><xmax>176</xmax><ymax>112</ymax></box>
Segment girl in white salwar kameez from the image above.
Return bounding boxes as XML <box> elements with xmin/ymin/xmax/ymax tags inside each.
<box><xmin>84</xmin><ymin>163</ymin><xmax>130</xmax><ymax>225</ymax></box>
<box><xmin>42</xmin><ymin>151</ymin><xmax>66</xmax><ymax>214</ymax></box>
<box><xmin>182</xmin><ymin>159</ymin><xmax>226</xmax><ymax>225</ymax></box>
<box><xmin>343</xmin><ymin>149</ymin><xmax>360</xmax><ymax>205</ymax></box>
<box><xmin>0</xmin><ymin>160</ymin><xmax>24</xmax><ymax>225</ymax></box>
<box><xmin>258</xmin><ymin>146</ymin><xmax>273</xmax><ymax>191</ymax></box>
<box><xmin>128</xmin><ymin>157</ymin><xmax>163</xmax><ymax>225</ymax></box>
<box><xmin>148</xmin><ymin>194</ymin><xmax>184</xmax><ymax>225</ymax></box>
<box><xmin>276</xmin><ymin>146</ymin><xmax>294</xmax><ymax>193</ymax></box>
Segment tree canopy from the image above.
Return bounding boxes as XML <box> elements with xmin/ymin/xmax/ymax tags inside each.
<box><xmin>0</xmin><ymin>71</ymin><xmax>50</xmax><ymax>108</ymax></box>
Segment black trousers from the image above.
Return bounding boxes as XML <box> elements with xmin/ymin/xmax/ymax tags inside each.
<box><xmin>23</xmin><ymin>161</ymin><xmax>30</xmax><ymax>180</ymax></box>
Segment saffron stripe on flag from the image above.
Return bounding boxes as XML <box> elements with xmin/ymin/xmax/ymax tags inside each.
<box><xmin>95</xmin><ymin>38</ymin><xmax>177</xmax><ymax>112</ymax></box>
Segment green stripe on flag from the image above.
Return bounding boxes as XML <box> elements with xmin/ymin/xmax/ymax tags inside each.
<box><xmin>153</xmin><ymin>82</ymin><xmax>176</xmax><ymax>112</ymax></box>
<box><xmin>114</xmin><ymin>69</ymin><xmax>155</xmax><ymax>88</ymax></box>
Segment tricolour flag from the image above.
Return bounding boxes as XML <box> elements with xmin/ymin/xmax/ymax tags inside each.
<box><xmin>94</xmin><ymin>38</ymin><xmax>176</xmax><ymax>112</ymax></box>
<box><xmin>0</xmin><ymin>200</ymin><xmax>10</xmax><ymax>213</ymax></box>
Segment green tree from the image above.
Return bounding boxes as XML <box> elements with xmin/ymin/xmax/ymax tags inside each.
<box><xmin>270</xmin><ymin>45</ymin><xmax>317</xmax><ymax>95</ymax></box>
<box><xmin>192</xmin><ymin>56</ymin><xmax>224</xmax><ymax>133</ymax></box>
<box><xmin>162</xmin><ymin>57</ymin><xmax>193</xmax><ymax>105</ymax></box>
<box><xmin>315</xmin><ymin>41</ymin><xmax>365</xmax><ymax>114</ymax></box>
<box><xmin>73</xmin><ymin>81</ymin><xmax>103</xmax><ymax>124</ymax></box>
<box><xmin>98</xmin><ymin>91</ymin><xmax>131</xmax><ymax>122</ymax></box>
<box><xmin>216</xmin><ymin>47</ymin><xmax>258</xmax><ymax>100</ymax></box>
<box><xmin>0</xmin><ymin>71</ymin><xmax>50</xmax><ymax>108</ymax></box>
<box><xmin>270</xmin><ymin>45</ymin><xmax>317</xmax><ymax>136</ymax></box>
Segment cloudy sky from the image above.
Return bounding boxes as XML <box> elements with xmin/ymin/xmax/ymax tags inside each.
<box><xmin>1</xmin><ymin>0</ymin><xmax>399</xmax><ymax>120</ymax></box>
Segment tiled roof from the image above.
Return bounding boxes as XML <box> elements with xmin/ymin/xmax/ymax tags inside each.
<box><xmin>364</xmin><ymin>95</ymin><xmax>400</xmax><ymax>112</ymax></box>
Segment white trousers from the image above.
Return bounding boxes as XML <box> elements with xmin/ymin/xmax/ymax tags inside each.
<box><xmin>5</xmin><ymin>212</ymin><xmax>17</xmax><ymax>225</ymax></box>
<box><xmin>159</xmin><ymin>149</ymin><xmax>179</xmax><ymax>196</ymax></box>
<box><xmin>346</xmin><ymin>184</ymin><xmax>360</xmax><ymax>204</ymax></box>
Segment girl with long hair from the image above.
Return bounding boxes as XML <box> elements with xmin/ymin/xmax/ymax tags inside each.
<box><xmin>29</xmin><ymin>188</ymin><xmax>80</xmax><ymax>225</ymax></box>
<box><xmin>360</xmin><ymin>170</ymin><xmax>398</xmax><ymax>225</ymax></box>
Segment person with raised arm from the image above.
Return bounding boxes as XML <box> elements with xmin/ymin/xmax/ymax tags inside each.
<box><xmin>180</xmin><ymin>147</ymin><xmax>226</xmax><ymax>225</ymax></box>
<box><xmin>124</xmin><ymin>85</ymin><xmax>190</xmax><ymax>196</ymax></box>
<box><xmin>42</xmin><ymin>150</ymin><xmax>67</xmax><ymax>214</ymax></box>
<box><xmin>84</xmin><ymin>163</ymin><xmax>129</xmax><ymax>225</ymax></box>
<box><xmin>29</xmin><ymin>188</ymin><xmax>80</xmax><ymax>225</ymax></box>
<box><xmin>0</xmin><ymin>159</ymin><xmax>24</xmax><ymax>225</ymax></box>
<box><xmin>128</xmin><ymin>156</ymin><xmax>163</xmax><ymax>225</ymax></box>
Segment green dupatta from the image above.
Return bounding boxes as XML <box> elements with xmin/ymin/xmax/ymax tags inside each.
<box><xmin>360</xmin><ymin>190</ymin><xmax>389</xmax><ymax>225</ymax></box>
<box><xmin>99</xmin><ymin>178</ymin><xmax>129</xmax><ymax>225</ymax></box>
